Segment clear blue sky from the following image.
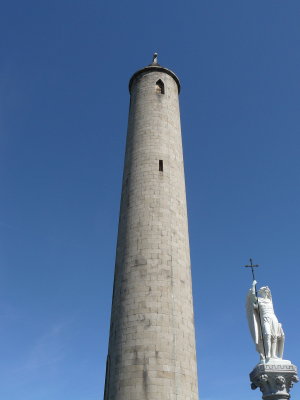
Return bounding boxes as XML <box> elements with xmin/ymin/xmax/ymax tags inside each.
<box><xmin>1</xmin><ymin>1</ymin><xmax>300</xmax><ymax>399</ymax></box>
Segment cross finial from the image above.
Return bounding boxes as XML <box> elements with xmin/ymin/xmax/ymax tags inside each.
<box><xmin>244</xmin><ymin>258</ymin><xmax>259</xmax><ymax>281</ymax></box>
<box><xmin>152</xmin><ymin>52</ymin><xmax>158</xmax><ymax>65</ymax></box>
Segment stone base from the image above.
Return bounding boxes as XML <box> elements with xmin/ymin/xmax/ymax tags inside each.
<box><xmin>250</xmin><ymin>361</ymin><xmax>298</xmax><ymax>400</ymax></box>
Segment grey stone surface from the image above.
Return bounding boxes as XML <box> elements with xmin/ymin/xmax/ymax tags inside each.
<box><xmin>250</xmin><ymin>362</ymin><xmax>299</xmax><ymax>400</ymax></box>
<box><xmin>104</xmin><ymin>63</ymin><xmax>199</xmax><ymax>399</ymax></box>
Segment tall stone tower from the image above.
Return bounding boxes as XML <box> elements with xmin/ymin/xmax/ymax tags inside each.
<box><xmin>104</xmin><ymin>54</ymin><xmax>199</xmax><ymax>400</ymax></box>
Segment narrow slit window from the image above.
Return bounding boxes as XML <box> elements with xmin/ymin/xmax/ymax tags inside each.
<box><xmin>155</xmin><ymin>79</ymin><xmax>165</xmax><ymax>94</ymax></box>
<box><xmin>159</xmin><ymin>160</ymin><xmax>163</xmax><ymax>172</ymax></box>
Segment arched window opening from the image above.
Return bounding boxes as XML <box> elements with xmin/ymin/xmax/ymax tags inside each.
<box><xmin>156</xmin><ymin>79</ymin><xmax>165</xmax><ymax>94</ymax></box>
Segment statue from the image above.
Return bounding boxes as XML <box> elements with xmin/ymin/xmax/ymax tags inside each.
<box><xmin>244</xmin><ymin>260</ymin><xmax>298</xmax><ymax>399</ymax></box>
<box><xmin>246</xmin><ymin>280</ymin><xmax>285</xmax><ymax>362</ymax></box>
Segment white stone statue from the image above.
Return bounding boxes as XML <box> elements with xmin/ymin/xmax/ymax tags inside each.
<box><xmin>246</xmin><ymin>280</ymin><xmax>285</xmax><ymax>362</ymax></box>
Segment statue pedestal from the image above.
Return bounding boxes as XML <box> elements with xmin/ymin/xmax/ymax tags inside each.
<box><xmin>250</xmin><ymin>360</ymin><xmax>298</xmax><ymax>400</ymax></box>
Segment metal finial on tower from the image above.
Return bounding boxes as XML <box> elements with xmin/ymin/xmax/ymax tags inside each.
<box><xmin>152</xmin><ymin>52</ymin><xmax>158</xmax><ymax>64</ymax></box>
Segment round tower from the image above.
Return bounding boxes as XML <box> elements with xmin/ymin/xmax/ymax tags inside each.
<box><xmin>104</xmin><ymin>54</ymin><xmax>199</xmax><ymax>400</ymax></box>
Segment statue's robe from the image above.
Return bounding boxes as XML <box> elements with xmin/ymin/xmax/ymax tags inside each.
<box><xmin>258</xmin><ymin>298</ymin><xmax>284</xmax><ymax>338</ymax></box>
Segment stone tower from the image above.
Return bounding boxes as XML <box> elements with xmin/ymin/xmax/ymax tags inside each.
<box><xmin>104</xmin><ymin>54</ymin><xmax>199</xmax><ymax>400</ymax></box>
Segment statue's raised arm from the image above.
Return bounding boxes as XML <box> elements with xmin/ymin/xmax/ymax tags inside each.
<box><xmin>246</xmin><ymin>281</ymin><xmax>285</xmax><ymax>362</ymax></box>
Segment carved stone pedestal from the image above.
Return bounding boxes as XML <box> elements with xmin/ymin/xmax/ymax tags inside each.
<box><xmin>250</xmin><ymin>361</ymin><xmax>298</xmax><ymax>400</ymax></box>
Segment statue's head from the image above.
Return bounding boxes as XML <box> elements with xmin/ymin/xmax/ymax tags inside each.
<box><xmin>258</xmin><ymin>286</ymin><xmax>272</xmax><ymax>299</ymax></box>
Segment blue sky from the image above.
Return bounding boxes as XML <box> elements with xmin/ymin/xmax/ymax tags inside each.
<box><xmin>1</xmin><ymin>1</ymin><xmax>300</xmax><ymax>399</ymax></box>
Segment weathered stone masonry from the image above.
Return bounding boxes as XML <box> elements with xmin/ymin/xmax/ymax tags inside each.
<box><xmin>104</xmin><ymin>59</ymin><xmax>199</xmax><ymax>400</ymax></box>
